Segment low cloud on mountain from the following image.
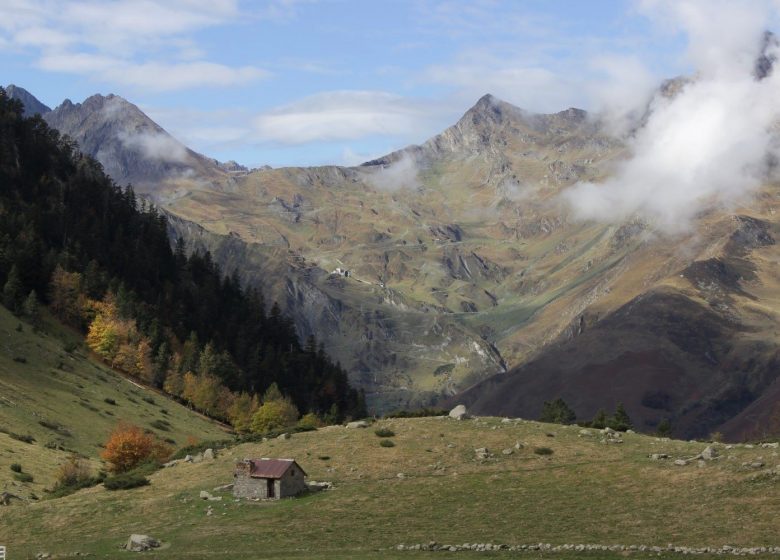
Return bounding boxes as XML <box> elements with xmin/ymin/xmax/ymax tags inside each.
<box><xmin>564</xmin><ymin>0</ymin><xmax>780</xmax><ymax>233</ymax></box>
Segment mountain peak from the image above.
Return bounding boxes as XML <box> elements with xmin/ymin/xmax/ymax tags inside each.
<box><xmin>5</xmin><ymin>84</ymin><xmax>51</xmax><ymax>117</ymax></box>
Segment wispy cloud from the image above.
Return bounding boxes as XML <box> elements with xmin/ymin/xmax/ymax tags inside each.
<box><xmin>0</xmin><ymin>0</ymin><xmax>271</xmax><ymax>91</ymax></box>
<box><xmin>252</xmin><ymin>90</ymin><xmax>440</xmax><ymax>144</ymax></box>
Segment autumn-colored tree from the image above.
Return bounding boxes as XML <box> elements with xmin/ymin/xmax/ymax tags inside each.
<box><xmin>135</xmin><ymin>338</ymin><xmax>154</xmax><ymax>382</ymax></box>
<box><xmin>163</xmin><ymin>369</ymin><xmax>184</xmax><ymax>397</ymax></box>
<box><xmin>101</xmin><ymin>423</ymin><xmax>171</xmax><ymax>473</ymax></box>
<box><xmin>297</xmin><ymin>412</ymin><xmax>323</xmax><ymax>430</ymax></box>
<box><xmin>250</xmin><ymin>397</ymin><xmax>299</xmax><ymax>434</ymax></box>
<box><xmin>228</xmin><ymin>392</ymin><xmax>260</xmax><ymax>433</ymax></box>
<box><xmin>49</xmin><ymin>266</ymin><xmax>82</xmax><ymax>326</ymax></box>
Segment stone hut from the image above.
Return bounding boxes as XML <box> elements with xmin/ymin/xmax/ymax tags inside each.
<box><xmin>233</xmin><ymin>458</ymin><xmax>307</xmax><ymax>500</ymax></box>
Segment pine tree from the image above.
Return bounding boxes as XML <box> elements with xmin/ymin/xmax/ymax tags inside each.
<box><xmin>656</xmin><ymin>418</ymin><xmax>672</xmax><ymax>437</ymax></box>
<box><xmin>3</xmin><ymin>264</ymin><xmax>24</xmax><ymax>313</ymax></box>
<box><xmin>540</xmin><ymin>398</ymin><xmax>576</xmax><ymax>425</ymax></box>
<box><xmin>22</xmin><ymin>290</ymin><xmax>41</xmax><ymax>329</ymax></box>
<box><xmin>610</xmin><ymin>403</ymin><xmax>633</xmax><ymax>431</ymax></box>
<box><xmin>591</xmin><ymin>408</ymin><xmax>608</xmax><ymax>429</ymax></box>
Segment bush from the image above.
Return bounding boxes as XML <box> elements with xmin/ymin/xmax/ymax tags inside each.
<box><xmin>318</xmin><ymin>455</ymin><xmax>330</xmax><ymax>461</ymax></box>
<box><xmin>62</xmin><ymin>341</ymin><xmax>78</xmax><ymax>353</ymax></box>
<box><xmin>14</xmin><ymin>472</ymin><xmax>34</xmax><ymax>483</ymax></box>
<box><xmin>103</xmin><ymin>472</ymin><xmax>149</xmax><ymax>490</ymax></box>
<box><xmin>103</xmin><ymin>398</ymin><xmax>117</xmax><ymax>406</ymax></box>
<box><xmin>38</xmin><ymin>420</ymin><xmax>71</xmax><ymax>437</ymax></box>
<box><xmin>149</xmin><ymin>419</ymin><xmax>170</xmax><ymax>431</ymax></box>
<box><xmin>374</xmin><ymin>427</ymin><xmax>395</xmax><ymax>437</ymax></box>
<box><xmin>9</xmin><ymin>432</ymin><xmax>35</xmax><ymax>444</ymax></box>
<box><xmin>533</xmin><ymin>447</ymin><xmax>554</xmax><ymax>456</ymax></box>
<box><xmin>100</xmin><ymin>423</ymin><xmax>172</xmax><ymax>473</ymax></box>
<box><xmin>297</xmin><ymin>412</ymin><xmax>323</xmax><ymax>430</ymax></box>
<box><xmin>48</xmin><ymin>455</ymin><xmax>104</xmax><ymax>498</ymax></box>
<box><xmin>142</xmin><ymin>396</ymin><xmax>156</xmax><ymax>405</ymax></box>
<box><xmin>379</xmin><ymin>439</ymin><xmax>395</xmax><ymax>448</ymax></box>
<box><xmin>12</xmin><ymin>356</ymin><xmax>27</xmax><ymax>363</ymax></box>
<box><xmin>10</xmin><ymin>463</ymin><xmax>22</xmax><ymax>473</ymax></box>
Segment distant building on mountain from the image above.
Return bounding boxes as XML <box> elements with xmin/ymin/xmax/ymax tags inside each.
<box><xmin>233</xmin><ymin>458</ymin><xmax>307</xmax><ymax>500</ymax></box>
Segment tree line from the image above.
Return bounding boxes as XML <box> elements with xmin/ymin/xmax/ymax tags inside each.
<box><xmin>0</xmin><ymin>87</ymin><xmax>366</xmax><ymax>427</ymax></box>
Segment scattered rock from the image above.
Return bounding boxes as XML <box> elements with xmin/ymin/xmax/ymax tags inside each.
<box><xmin>192</xmin><ymin>452</ymin><xmax>203</xmax><ymax>463</ymax></box>
<box><xmin>700</xmin><ymin>446</ymin><xmax>719</xmax><ymax>460</ymax></box>
<box><xmin>163</xmin><ymin>459</ymin><xmax>180</xmax><ymax>468</ymax></box>
<box><xmin>183</xmin><ymin>455</ymin><xmax>193</xmax><ymax>463</ymax></box>
<box><xmin>397</xmin><ymin>473</ymin><xmax>406</xmax><ymax>479</ymax></box>
<box><xmin>761</xmin><ymin>442</ymin><xmax>779</xmax><ymax>449</ymax></box>
<box><xmin>514</xmin><ymin>441</ymin><xmax>525</xmax><ymax>450</ymax></box>
<box><xmin>277</xmin><ymin>432</ymin><xmax>291</xmax><ymax>440</ymax></box>
<box><xmin>125</xmin><ymin>534</ymin><xmax>160</xmax><ymax>552</ymax></box>
<box><xmin>502</xmin><ymin>448</ymin><xmax>513</xmax><ymax>455</ymax></box>
<box><xmin>199</xmin><ymin>490</ymin><xmax>222</xmax><ymax>501</ymax></box>
<box><xmin>346</xmin><ymin>420</ymin><xmax>368</xmax><ymax>429</ymax></box>
<box><xmin>579</xmin><ymin>429</ymin><xmax>594</xmax><ymax>437</ymax></box>
<box><xmin>674</xmin><ymin>459</ymin><xmax>688</xmax><ymax>466</ymax></box>
<box><xmin>203</xmin><ymin>448</ymin><xmax>215</xmax><ymax>460</ymax></box>
<box><xmin>0</xmin><ymin>491</ymin><xmax>22</xmax><ymax>505</ymax></box>
<box><xmin>449</xmin><ymin>405</ymin><xmax>470</xmax><ymax>421</ymax></box>
<box><xmin>474</xmin><ymin>447</ymin><xmax>491</xmax><ymax>460</ymax></box>
<box><xmin>649</xmin><ymin>453</ymin><xmax>669</xmax><ymax>460</ymax></box>
<box><xmin>307</xmin><ymin>481</ymin><xmax>333</xmax><ymax>492</ymax></box>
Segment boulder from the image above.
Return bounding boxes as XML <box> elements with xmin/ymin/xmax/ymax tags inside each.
<box><xmin>277</xmin><ymin>432</ymin><xmax>291</xmax><ymax>440</ymax></box>
<box><xmin>183</xmin><ymin>455</ymin><xmax>193</xmax><ymax>463</ymax></box>
<box><xmin>701</xmin><ymin>446</ymin><xmax>718</xmax><ymax>460</ymax></box>
<box><xmin>502</xmin><ymin>448</ymin><xmax>513</xmax><ymax>455</ymax></box>
<box><xmin>448</xmin><ymin>405</ymin><xmax>469</xmax><ymax>421</ymax></box>
<box><xmin>192</xmin><ymin>452</ymin><xmax>203</xmax><ymax>463</ymax></box>
<box><xmin>578</xmin><ymin>429</ymin><xmax>594</xmax><ymax>437</ymax></box>
<box><xmin>674</xmin><ymin>459</ymin><xmax>688</xmax><ymax>466</ymax></box>
<box><xmin>125</xmin><ymin>534</ymin><xmax>160</xmax><ymax>552</ymax></box>
<box><xmin>346</xmin><ymin>420</ymin><xmax>368</xmax><ymax>429</ymax></box>
<box><xmin>203</xmin><ymin>448</ymin><xmax>215</xmax><ymax>460</ymax></box>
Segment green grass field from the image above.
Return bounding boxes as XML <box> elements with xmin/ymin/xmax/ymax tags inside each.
<box><xmin>1</xmin><ymin>415</ymin><xmax>778</xmax><ymax>559</ymax></box>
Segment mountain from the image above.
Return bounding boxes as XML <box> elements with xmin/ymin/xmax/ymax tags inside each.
<box><xmin>11</xmin><ymin>84</ymin><xmax>780</xmax><ymax>439</ymax></box>
<box><xmin>6</xmin><ymin>84</ymin><xmax>51</xmax><ymax>117</ymax></box>
<box><xmin>41</xmin><ymin>93</ymin><xmax>228</xmax><ymax>192</ymax></box>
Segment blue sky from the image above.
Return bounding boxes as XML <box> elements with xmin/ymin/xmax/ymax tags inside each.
<box><xmin>0</xmin><ymin>0</ymin><xmax>698</xmax><ymax>167</ymax></box>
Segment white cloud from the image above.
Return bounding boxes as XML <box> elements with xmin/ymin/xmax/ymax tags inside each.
<box><xmin>252</xmin><ymin>91</ymin><xmax>439</xmax><ymax>144</ymax></box>
<box><xmin>360</xmin><ymin>153</ymin><xmax>421</xmax><ymax>192</ymax></box>
<box><xmin>0</xmin><ymin>0</ymin><xmax>268</xmax><ymax>91</ymax></box>
<box><xmin>117</xmin><ymin>130</ymin><xmax>189</xmax><ymax>163</ymax></box>
<box><xmin>564</xmin><ymin>0</ymin><xmax>780</xmax><ymax>233</ymax></box>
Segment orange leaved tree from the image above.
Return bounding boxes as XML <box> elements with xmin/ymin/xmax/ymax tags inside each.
<box><xmin>101</xmin><ymin>423</ymin><xmax>171</xmax><ymax>473</ymax></box>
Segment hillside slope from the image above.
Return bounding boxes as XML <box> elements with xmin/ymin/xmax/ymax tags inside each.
<box><xmin>0</xmin><ymin>305</ymin><xmax>230</xmax><ymax>501</ymax></box>
<box><xmin>0</xmin><ymin>416</ymin><xmax>778</xmax><ymax>558</ymax></box>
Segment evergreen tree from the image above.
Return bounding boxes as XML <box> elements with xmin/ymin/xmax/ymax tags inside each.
<box><xmin>591</xmin><ymin>408</ymin><xmax>608</xmax><ymax>429</ymax></box>
<box><xmin>609</xmin><ymin>403</ymin><xmax>633</xmax><ymax>431</ymax></box>
<box><xmin>22</xmin><ymin>290</ymin><xmax>41</xmax><ymax>329</ymax></box>
<box><xmin>540</xmin><ymin>397</ymin><xmax>576</xmax><ymax>425</ymax></box>
<box><xmin>3</xmin><ymin>264</ymin><xmax>24</xmax><ymax>313</ymax></box>
<box><xmin>656</xmin><ymin>418</ymin><xmax>672</xmax><ymax>437</ymax></box>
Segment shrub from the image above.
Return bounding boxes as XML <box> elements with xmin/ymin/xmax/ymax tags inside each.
<box><xmin>149</xmin><ymin>419</ymin><xmax>170</xmax><ymax>432</ymax></box>
<box><xmin>62</xmin><ymin>341</ymin><xmax>78</xmax><ymax>353</ymax></box>
<box><xmin>379</xmin><ymin>439</ymin><xmax>395</xmax><ymax>448</ymax></box>
<box><xmin>374</xmin><ymin>427</ymin><xmax>395</xmax><ymax>437</ymax></box>
<box><xmin>103</xmin><ymin>473</ymin><xmax>149</xmax><ymax>490</ymax></box>
<box><xmin>9</xmin><ymin>432</ymin><xmax>35</xmax><ymax>444</ymax></box>
<box><xmin>608</xmin><ymin>403</ymin><xmax>633</xmax><ymax>432</ymax></box>
<box><xmin>12</xmin><ymin>356</ymin><xmax>27</xmax><ymax>363</ymax></box>
<box><xmin>100</xmin><ymin>423</ymin><xmax>172</xmax><ymax>473</ymax></box>
<box><xmin>14</xmin><ymin>472</ymin><xmax>34</xmax><ymax>483</ymax></box>
<box><xmin>142</xmin><ymin>396</ymin><xmax>156</xmax><ymax>405</ymax></box>
<box><xmin>297</xmin><ymin>412</ymin><xmax>323</xmax><ymax>430</ymax></box>
<box><xmin>533</xmin><ymin>447</ymin><xmax>554</xmax><ymax>456</ymax></box>
<box><xmin>103</xmin><ymin>398</ymin><xmax>117</xmax><ymax>406</ymax></box>
<box><xmin>10</xmin><ymin>463</ymin><xmax>22</xmax><ymax>473</ymax></box>
<box><xmin>38</xmin><ymin>420</ymin><xmax>71</xmax><ymax>436</ymax></box>
<box><xmin>318</xmin><ymin>455</ymin><xmax>330</xmax><ymax>461</ymax></box>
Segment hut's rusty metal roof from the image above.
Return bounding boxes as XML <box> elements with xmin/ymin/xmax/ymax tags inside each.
<box><xmin>246</xmin><ymin>458</ymin><xmax>306</xmax><ymax>479</ymax></box>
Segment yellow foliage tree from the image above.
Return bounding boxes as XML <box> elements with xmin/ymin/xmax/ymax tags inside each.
<box><xmin>250</xmin><ymin>398</ymin><xmax>299</xmax><ymax>434</ymax></box>
<box><xmin>163</xmin><ymin>370</ymin><xmax>184</xmax><ymax>397</ymax></box>
<box><xmin>228</xmin><ymin>392</ymin><xmax>260</xmax><ymax>433</ymax></box>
